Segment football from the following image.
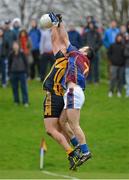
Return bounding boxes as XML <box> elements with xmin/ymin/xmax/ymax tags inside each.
<box><xmin>39</xmin><ymin>14</ymin><xmax>53</xmax><ymax>29</ymax></box>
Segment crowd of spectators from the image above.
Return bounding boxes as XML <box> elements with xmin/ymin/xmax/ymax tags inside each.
<box><xmin>0</xmin><ymin>16</ymin><xmax>129</xmax><ymax>106</ymax></box>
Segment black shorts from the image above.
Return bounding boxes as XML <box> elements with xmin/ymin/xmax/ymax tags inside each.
<box><xmin>43</xmin><ymin>92</ymin><xmax>64</xmax><ymax>118</ymax></box>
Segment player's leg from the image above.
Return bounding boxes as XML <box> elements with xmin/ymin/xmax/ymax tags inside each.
<box><xmin>66</xmin><ymin>109</ymin><xmax>86</xmax><ymax>144</ymax></box>
<box><xmin>44</xmin><ymin>118</ymin><xmax>80</xmax><ymax>170</ymax></box>
<box><xmin>66</xmin><ymin>108</ymin><xmax>91</xmax><ymax>166</ymax></box>
<box><xmin>44</xmin><ymin>118</ymin><xmax>72</xmax><ymax>152</ymax></box>
<box><xmin>59</xmin><ymin>110</ymin><xmax>80</xmax><ymax>148</ymax></box>
<box><xmin>64</xmin><ymin>86</ymin><xmax>91</xmax><ymax>165</ymax></box>
<box><xmin>43</xmin><ymin>93</ymin><xmax>80</xmax><ymax>170</ymax></box>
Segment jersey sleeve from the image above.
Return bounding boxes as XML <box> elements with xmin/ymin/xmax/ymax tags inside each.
<box><xmin>67</xmin><ymin>44</ymin><xmax>77</xmax><ymax>53</ymax></box>
<box><xmin>65</xmin><ymin>56</ymin><xmax>77</xmax><ymax>83</ymax></box>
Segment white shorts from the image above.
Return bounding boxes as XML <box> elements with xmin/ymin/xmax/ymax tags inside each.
<box><xmin>64</xmin><ymin>85</ymin><xmax>85</xmax><ymax>109</ymax></box>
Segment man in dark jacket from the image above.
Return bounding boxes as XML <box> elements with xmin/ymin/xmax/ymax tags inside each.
<box><xmin>3</xmin><ymin>20</ymin><xmax>17</xmax><ymax>56</ymax></box>
<box><xmin>29</xmin><ymin>19</ymin><xmax>41</xmax><ymax>79</ymax></box>
<box><xmin>68</xmin><ymin>24</ymin><xmax>82</xmax><ymax>49</ymax></box>
<box><xmin>0</xmin><ymin>28</ymin><xmax>6</xmax><ymax>87</ymax></box>
<box><xmin>2</xmin><ymin>20</ymin><xmax>17</xmax><ymax>86</ymax></box>
<box><xmin>82</xmin><ymin>22</ymin><xmax>102</xmax><ymax>83</ymax></box>
<box><xmin>108</xmin><ymin>34</ymin><xmax>125</xmax><ymax>97</ymax></box>
<box><xmin>124</xmin><ymin>34</ymin><xmax>129</xmax><ymax>97</ymax></box>
<box><xmin>9</xmin><ymin>41</ymin><xmax>29</xmax><ymax>106</ymax></box>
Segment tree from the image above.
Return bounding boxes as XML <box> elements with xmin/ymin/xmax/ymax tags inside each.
<box><xmin>0</xmin><ymin>0</ymin><xmax>129</xmax><ymax>27</ymax></box>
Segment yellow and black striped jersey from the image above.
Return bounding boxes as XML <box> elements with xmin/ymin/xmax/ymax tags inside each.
<box><xmin>43</xmin><ymin>51</ymin><xmax>68</xmax><ymax>96</ymax></box>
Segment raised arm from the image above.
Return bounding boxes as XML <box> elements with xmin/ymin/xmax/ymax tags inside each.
<box><xmin>50</xmin><ymin>13</ymin><xmax>70</xmax><ymax>55</ymax></box>
<box><xmin>51</xmin><ymin>25</ymin><xmax>61</xmax><ymax>55</ymax></box>
<box><xmin>58</xmin><ymin>22</ymin><xmax>70</xmax><ymax>49</ymax></box>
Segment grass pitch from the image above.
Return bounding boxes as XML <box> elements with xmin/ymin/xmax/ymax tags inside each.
<box><xmin>0</xmin><ymin>80</ymin><xmax>129</xmax><ymax>179</ymax></box>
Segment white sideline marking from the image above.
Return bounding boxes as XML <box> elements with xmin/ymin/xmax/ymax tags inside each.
<box><xmin>42</xmin><ymin>170</ymin><xmax>80</xmax><ymax>180</ymax></box>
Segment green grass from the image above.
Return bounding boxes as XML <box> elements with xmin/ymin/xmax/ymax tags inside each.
<box><xmin>0</xmin><ymin>80</ymin><xmax>129</xmax><ymax>179</ymax></box>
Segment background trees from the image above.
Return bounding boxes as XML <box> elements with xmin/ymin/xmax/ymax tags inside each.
<box><xmin>0</xmin><ymin>0</ymin><xmax>129</xmax><ymax>27</ymax></box>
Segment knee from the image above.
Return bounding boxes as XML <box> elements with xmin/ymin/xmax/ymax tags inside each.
<box><xmin>46</xmin><ymin>130</ymin><xmax>52</xmax><ymax>136</ymax></box>
<box><xmin>70</xmin><ymin>124</ymin><xmax>79</xmax><ymax>132</ymax></box>
<box><xmin>59</xmin><ymin>119</ymin><xmax>64</xmax><ymax>128</ymax></box>
<box><xmin>45</xmin><ymin>127</ymin><xmax>53</xmax><ymax>137</ymax></box>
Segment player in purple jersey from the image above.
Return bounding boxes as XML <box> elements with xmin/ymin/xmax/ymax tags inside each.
<box><xmin>45</xmin><ymin>12</ymin><xmax>94</xmax><ymax>168</ymax></box>
<box><xmin>49</xmin><ymin>13</ymin><xmax>93</xmax><ymax>166</ymax></box>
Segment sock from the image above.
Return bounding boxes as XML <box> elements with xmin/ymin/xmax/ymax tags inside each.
<box><xmin>80</xmin><ymin>144</ymin><xmax>89</xmax><ymax>154</ymax></box>
<box><xmin>70</xmin><ymin>136</ymin><xmax>79</xmax><ymax>147</ymax></box>
<box><xmin>66</xmin><ymin>147</ymin><xmax>73</xmax><ymax>155</ymax></box>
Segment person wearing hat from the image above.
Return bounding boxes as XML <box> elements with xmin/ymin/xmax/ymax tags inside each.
<box><xmin>12</xmin><ymin>18</ymin><xmax>21</xmax><ymax>39</ymax></box>
<box><xmin>2</xmin><ymin>20</ymin><xmax>17</xmax><ymax>87</ymax></box>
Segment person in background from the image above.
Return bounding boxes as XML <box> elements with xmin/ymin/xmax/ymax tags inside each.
<box><xmin>108</xmin><ymin>34</ymin><xmax>125</xmax><ymax>98</ymax></box>
<box><xmin>126</xmin><ymin>21</ymin><xmax>129</xmax><ymax>34</ymax></box>
<box><xmin>103</xmin><ymin>20</ymin><xmax>119</xmax><ymax>49</ymax></box>
<box><xmin>19</xmin><ymin>29</ymin><xmax>31</xmax><ymax>56</ymax></box>
<box><xmin>124</xmin><ymin>34</ymin><xmax>129</xmax><ymax>98</ymax></box>
<box><xmin>0</xmin><ymin>28</ymin><xmax>6</xmax><ymax>87</ymax></box>
<box><xmin>120</xmin><ymin>24</ymin><xmax>127</xmax><ymax>39</ymax></box>
<box><xmin>82</xmin><ymin>22</ymin><xmax>102</xmax><ymax>83</ymax></box>
<box><xmin>82</xmin><ymin>16</ymin><xmax>95</xmax><ymax>34</ymax></box>
<box><xmin>9</xmin><ymin>41</ymin><xmax>29</xmax><ymax>107</ymax></box>
<box><xmin>119</xmin><ymin>24</ymin><xmax>127</xmax><ymax>85</ymax></box>
<box><xmin>103</xmin><ymin>20</ymin><xmax>120</xmax><ymax>80</ymax></box>
<box><xmin>29</xmin><ymin>19</ymin><xmax>41</xmax><ymax>80</ymax></box>
<box><xmin>12</xmin><ymin>18</ymin><xmax>21</xmax><ymax>39</ymax></box>
<box><xmin>19</xmin><ymin>29</ymin><xmax>31</xmax><ymax>76</ymax></box>
<box><xmin>40</xmin><ymin>29</ymin><xmax>54</xmax><ymax>81</ymax></box>
<box><xmin>68</xmin><ymin>23</ymin><xmax>82</xmax><ymax>49</ymax></box>
<box><xmin>2</xmin><ymin>20</ymin><xmax>17</xmax><ymax>87</ymax></box>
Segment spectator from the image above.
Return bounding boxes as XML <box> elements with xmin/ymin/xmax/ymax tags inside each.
<box><xmin>108</xmin><ymin>34</ymin><xmax>125</xmax><ymax>98</ymax></box>
<box><xmin>120</xmin><ymin>24</ymin><xmax>127</xmax><ymax>38</ymax></box>
<box><xmin>40</xmin><ymin>29</ymin><xmax>54</xmax><ymax>81</ymax></box>
<box><xmin>82</xmin><ymin>22</ymin><xmax>102</xmax><ymax>83</ymax></box>
<box><xmin>103</xmin><ymin>20</ymin><xmax>119</xmax><ymax>49</ymax></box>
<box><xmin>19</xmin><ymin>29</ymin><xmax>31</xmax><ymax>75</ymax></box>
<box><xmin>9</xmin><ymin>41</ymin><xmax>29</xmax><ymax>106</ymax></box>
<box><xmin>19</xmin><ymin>29</ymin><xmax>31</xmax><ymax>56</ymax></box>
<box><xmin>103</xmin><ymin>20</ymin><xmax>120</xmax><ymax>80</ymax></box>
<box><xmin>120</xmin><ymin>25</ymin><xmax>127</xmax><ymax>85</ymax></box>
<box><xmin>126</xmin><ymin>21</ymin><xmax>129</xmax><ymax>34</ymax></box>
<box><xmin>2</xmin><ymin>20</ymin><xmax>17</xmax><ymax>87</ymax></box>
<box><xmin>29</xmin><ymin>19</ymin><xmax>41</xmax><ymax>79</ymax></box>
<box><xmin>12</xmin><ymin>18</ymin><xmax>21</xmax><ymax>39</ymax></box>
<box><xmin>124</xmin><ymin>34</ymin><xmax>129</xmax><ymax>98</ymax></box>
<box><xmin>0</xmin><ymin>28</ymin><xmax>6</xmax><ymax>87</ymax></box>
<box><xmin>68</xmin><ymin>23</ymin><xmax>82</xmax><ymax>49</ymax></box>
<box><xmin>82</xmin><ymin>16</ymin><xmax>97</xmax><ymax>35</ymax></box>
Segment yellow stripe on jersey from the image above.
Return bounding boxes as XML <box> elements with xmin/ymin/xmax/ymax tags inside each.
<box><xmin>43</xmin><ymin>63</ymin><xmax>55</xmax><ymax>88</ymax></box>
<box><xmin>43</xmin><ymin>56</ymin><xmax>68</xmax><ymax>96</ymax></box>
<box><xmin>54</xmin><ymin>58</ymin><xmax>67</xmax><ymax>83</ymax></box>
<box><xmin>55</xmin><ymin>57</ymin><xmax>66</xmax><ymax>64</ymax></box>
<box><xmin>53</xmin><ymin>83</ymin><xmax>64</xmax><ymax>96</ymax></box>
<box><xmin>44</xmin><ymin>93</ymin><xmax>51</xmax><ymax>116</ymax></box>
<box><xmin>83</xmin><ymin>62</ymin><xmax>89</xmax><ymax>76</ymax></box>
<box><xmin>43</xmin><ymin>57</ymin><xmax>66</xmax><ymax>87</ymax></box>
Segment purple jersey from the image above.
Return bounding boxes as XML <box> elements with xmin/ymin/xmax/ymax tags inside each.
<box><xmin>62</xmin><ymin>44</ymin><xmax>90</xmax><ymax>90</ymax></box>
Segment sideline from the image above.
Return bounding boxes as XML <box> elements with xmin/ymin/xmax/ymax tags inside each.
<box><xmin>42</xmin><ymin>170</ymin><xmax>80</xmax><ymax>180</ymax></box>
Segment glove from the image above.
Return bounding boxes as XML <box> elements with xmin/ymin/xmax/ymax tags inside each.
<box><xmin>49</xmin><ymin>12</ymin><xmax>59</xmax><ymax>26</ymax></box>
<box><xmin>56</xmin><ymin>14</ymin><xmax>62</xmax><ymax>27</ymax></box>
